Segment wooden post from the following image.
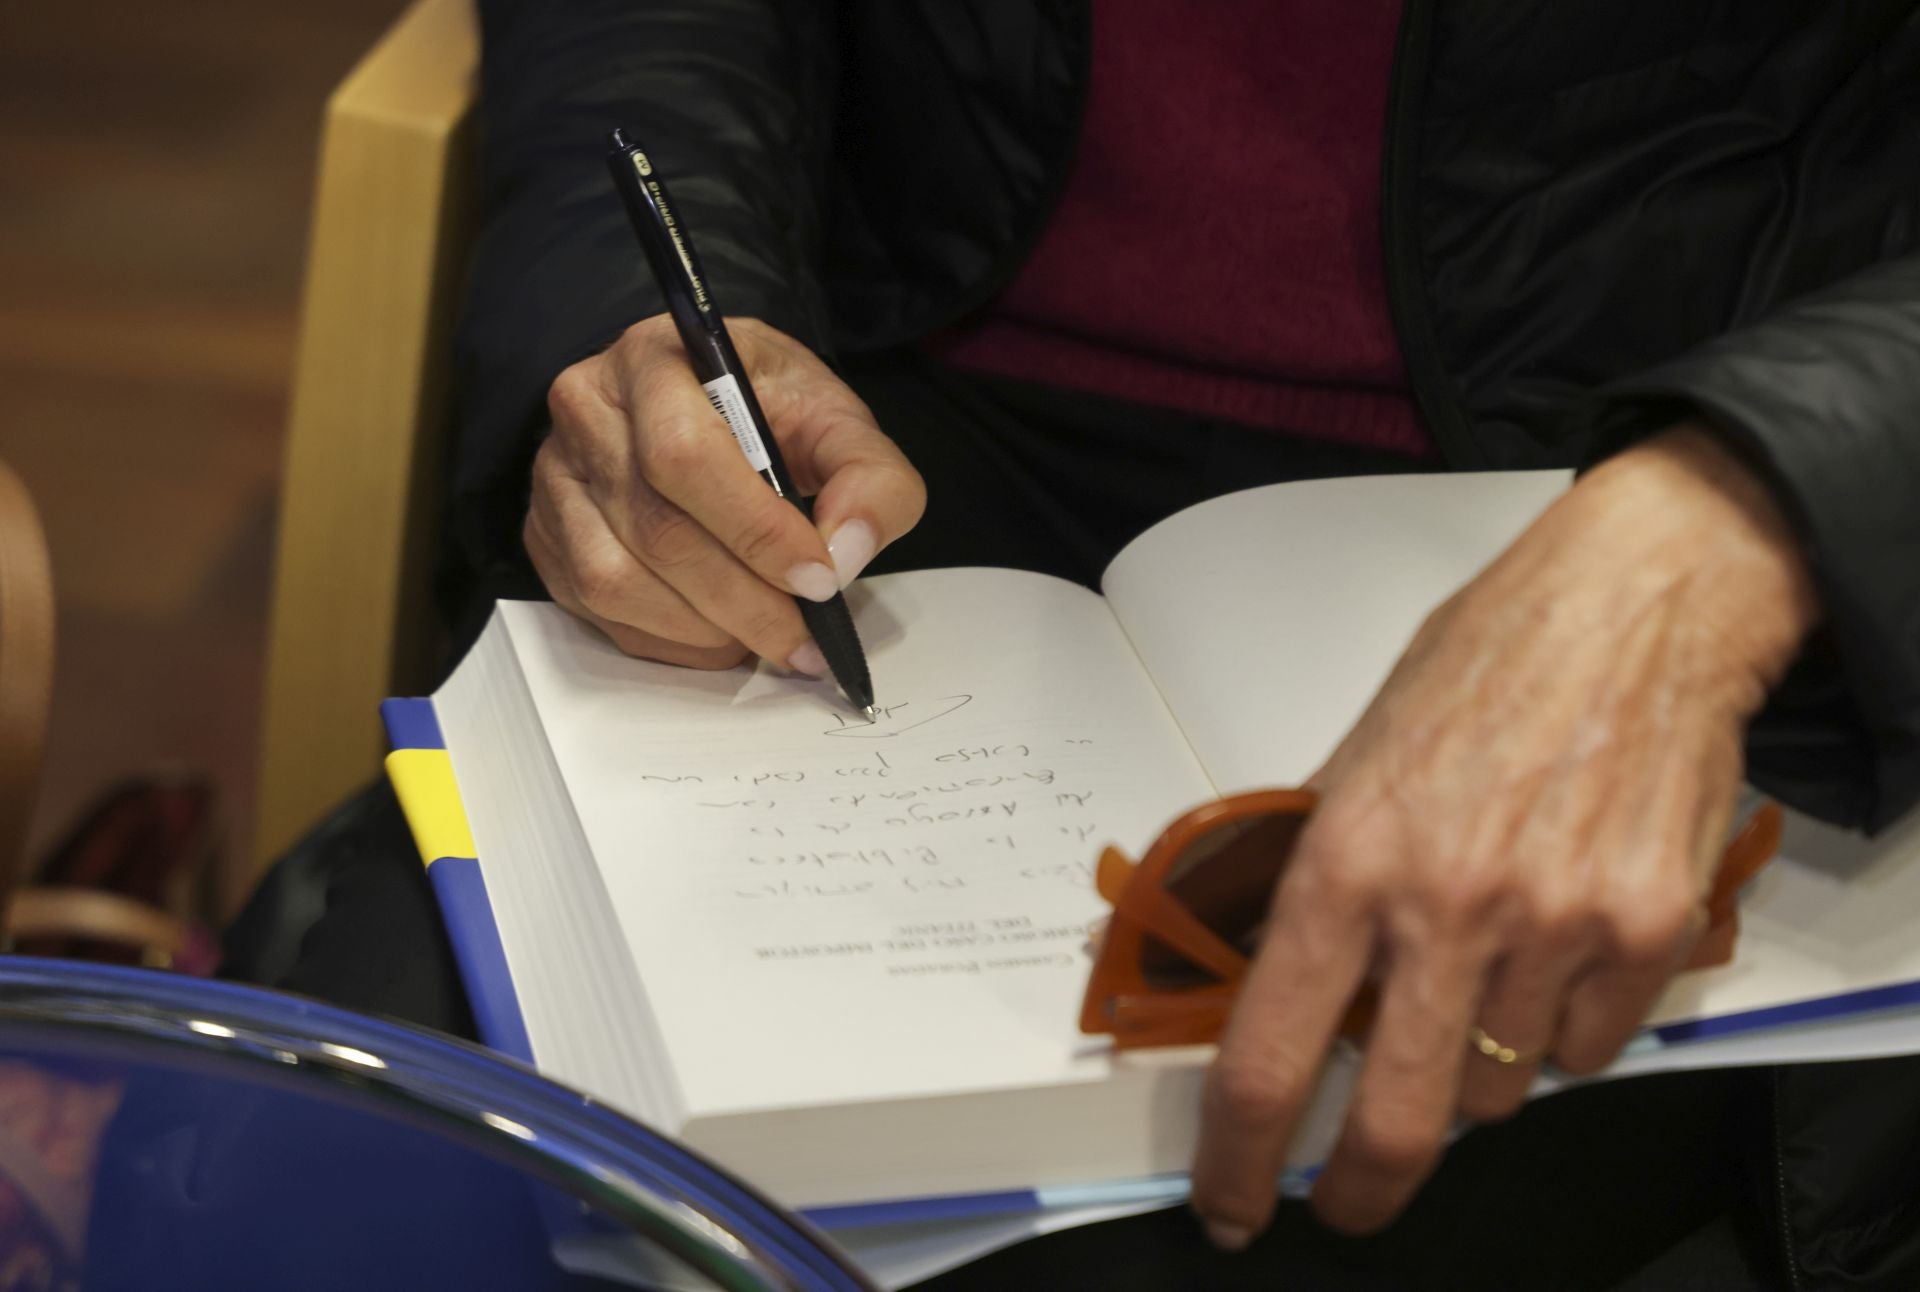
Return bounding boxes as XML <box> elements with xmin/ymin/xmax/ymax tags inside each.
<box><xmin>250</xmin><ymin>0</ymin><xmax>478</xmax><ymax>902</ymax></box>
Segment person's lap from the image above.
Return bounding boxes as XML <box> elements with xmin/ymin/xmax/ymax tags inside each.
<box><xmin>224</xmin><ymin>352</ymin><xmax>1778</xmax><ymax>1288</ymax></box>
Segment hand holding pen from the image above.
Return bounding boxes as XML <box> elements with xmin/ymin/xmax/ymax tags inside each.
<box><xmin>520</xmin><ymin>136</ymin><xmax>925</xmax><ymax>707</ymax></box>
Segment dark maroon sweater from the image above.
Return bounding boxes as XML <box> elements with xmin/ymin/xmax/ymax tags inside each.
<box><xmin>931</xmin><ymin>0</ymin><xmax>1429</xmax><ymax>457</ymax></box>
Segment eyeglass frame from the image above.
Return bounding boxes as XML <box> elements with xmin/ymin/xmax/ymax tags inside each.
<box><xmin>1078</xmin><ymin>789</ymin><xmax>1784</xmax><ymax>1052</ymax></box>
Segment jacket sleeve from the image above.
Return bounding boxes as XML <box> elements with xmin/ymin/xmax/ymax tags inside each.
<box><xmin>1590</xmin><ymin>253</ymin><xmax>1920</xmax><ymax>832</ymax></box>
<box><xmin>442</xmin><ymin>0</ymin><xmax>837</xmax><ymax>629</ymax></box>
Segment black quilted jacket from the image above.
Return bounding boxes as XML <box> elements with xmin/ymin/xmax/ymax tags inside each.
<box><xmin>450</xmin><ymin>4</ymin><xmax>1920</xmax><ymax>1284</ymax></box>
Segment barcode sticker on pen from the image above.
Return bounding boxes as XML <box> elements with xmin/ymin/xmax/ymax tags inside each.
<box><xmin>702</xmin><ymin>374</ymin><xmax>771</xmax><ymax>472</ymax></box>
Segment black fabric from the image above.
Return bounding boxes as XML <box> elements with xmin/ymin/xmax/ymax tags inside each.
<box><xmin>221</xmin><ymin>779</ymin><xmax>475</xmax><ymax>1039</ymax></box>
<box><xmin>1771</xmin><ymin>1057</ymin><xmax>1920</xmax><ymax>1287</ymax></box>
<box><xmin>1585</xmin><ymin>257</ymin><xmax>1920</xmax><ymax>830</ymax></box>
<box><xmin>921</xmin><ymin>1070</ymin><xmax>1771</xmax><ymax>1292</ymax></box>
<box><xmin>1399</xmin><ymin>4</ymin><xmax>1920</xmax><ymax>829</ymax></box>
<box><xmin>852</xmin><ymin>352</ymin><xmax>1438</xmax><ymax>587</ymax></box>
<box><xmin>448</xmin><ymin>0</ymin><xmax>842</xmax><ymax>632</ymax></box>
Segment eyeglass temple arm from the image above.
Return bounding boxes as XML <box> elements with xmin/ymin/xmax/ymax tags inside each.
<box><xmin>1706</xmin><ymin>802</ymin><xmax>1782</xmax><ymax>923</ymax></box>
<box><xmin>1097</xmin><ymin>848</ymin><xmax>1250</xmax><ymax>982</ymax></box>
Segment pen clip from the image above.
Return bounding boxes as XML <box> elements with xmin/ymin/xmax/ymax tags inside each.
<box><xmin>606</xmin><ymin>129</ymin><xmax>718</xmax><ymax>337</ymax></box>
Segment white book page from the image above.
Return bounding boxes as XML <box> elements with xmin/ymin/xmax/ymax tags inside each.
<box><xmin>494</xmin><ymin>569</ymin><xmax>1214</xmax><ymax>1116</ymax></box>
<box><xmin>1100</xmin><ymin>471</ymin><xmax>1920</xmax><ymax>1030</ymax></box>
<box><xmin>1101</xmin><ymin>471</ymin><xmax>1570</xmax><ymax>792</ymax></box>
<box><xmin>1644</xmin><ymin>805</ymin><xmax>1920</xmax><ymax>1027</ymax></box>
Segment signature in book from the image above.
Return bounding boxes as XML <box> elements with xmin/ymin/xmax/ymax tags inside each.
<box><xmin>821</xmin><ymin>694</ymin><xmax>974</xmax><ymax>738</ymax></box>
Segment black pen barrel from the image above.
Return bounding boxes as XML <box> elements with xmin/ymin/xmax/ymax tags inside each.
<box><xmin>800</xmin><ymin>595</ymin><xmax>875</xmax><ymax>713</ymax></box>
<box><xmin>605</xmin><ymin>126</ymin><xmax>878</xmax><ymax>715</ymax></box>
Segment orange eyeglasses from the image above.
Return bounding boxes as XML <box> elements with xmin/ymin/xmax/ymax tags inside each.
<box><xmin>1078</xmin><ymin>790</ymin><xmax>1785</xmax><ymax>1051</ymax></box>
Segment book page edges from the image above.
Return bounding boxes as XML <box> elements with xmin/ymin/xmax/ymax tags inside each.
<box><xmin>426</xmin><ymin>608</ymin><xmax>686</xmax><ymax>1129</ymax></box>
<box><xmin>679</xmin><ymin>1056</ymin><xmax>1209</xmax><ymax>1209</ymax></box>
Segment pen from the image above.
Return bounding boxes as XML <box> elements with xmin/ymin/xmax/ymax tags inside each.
<box><xmin>605</xmin><ymin>127</ymin><xmax>877</xmax><ymax>720</ymax></box>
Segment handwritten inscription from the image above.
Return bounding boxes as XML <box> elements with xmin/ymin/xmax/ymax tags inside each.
<box><xmin>748</xmin><ymin>916</ymin><xmax>1093</xmax><ymax>975</ymax></box>
<box><xmin>747</xmin><ymin>846</ymin><xmax>939</xmax><ymax>868</ymax></box>
<box><xmin>637</xmin><ymin>731</ymin><xmax>1110</xmax><ymax>891</ymax></box>
<box><xmin>621</xmin><ymin>692</ymin><xmax>1143</xmax><ymax>979</ymax></box>
<box><xmin>822</xmin><ymin>695</ymin><xmax>975</xmax><ymax>738</ymax></box>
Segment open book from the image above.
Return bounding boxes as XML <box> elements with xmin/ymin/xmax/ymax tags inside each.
<box><xmin>403</xmin><ymin>471</ymin><xmax>1920</xmax><ymax>1231</ymax></box>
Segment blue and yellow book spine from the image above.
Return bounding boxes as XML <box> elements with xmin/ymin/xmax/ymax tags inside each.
<box><xmin>380</xmin><ymin>698</ymin><xmax>534</xmax><ymax>1063</ymax></box>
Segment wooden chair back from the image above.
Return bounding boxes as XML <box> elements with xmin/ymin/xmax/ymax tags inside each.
<box><xmin>0</xmin><ymin>461</ymin><xmax>56</xmax><ymax>904</ymax></box>
<box><xmin>252</xmin><ymin>0</ymin><xmax>479</xmax><ymax>885</ymax></box>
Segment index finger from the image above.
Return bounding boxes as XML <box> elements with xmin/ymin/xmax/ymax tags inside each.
<box><xmin>1190</xmin><ymin>864</ymin><xmax>1373</xmax><ymax>1248</ymax></box>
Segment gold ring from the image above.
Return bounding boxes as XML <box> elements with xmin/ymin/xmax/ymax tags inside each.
<box><xmin>1467</xmin><ymin>1026</ymin><xmax>1548</xmax><ymax>1066</ymax></box>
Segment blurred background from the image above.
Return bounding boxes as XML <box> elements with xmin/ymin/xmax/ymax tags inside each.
<box><xmin>0</xmin><ymin>0</ymin><xmax>411</xmax><ymax>921</ymax></box>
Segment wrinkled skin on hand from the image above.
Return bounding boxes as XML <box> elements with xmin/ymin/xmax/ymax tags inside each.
<box><xmin>1189</xmin><ymin>426</ymin><xmax>1820</xmax><ymax>1246</ymax></box>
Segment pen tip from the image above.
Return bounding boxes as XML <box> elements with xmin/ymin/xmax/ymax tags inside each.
<box><xmin>861</xmin><ymin>705</ymin><xmax>879</xmax><ymax>724</ymax></box>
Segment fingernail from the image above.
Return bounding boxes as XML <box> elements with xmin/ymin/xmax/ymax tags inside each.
<box><xmin>787</xmin><ymin>640</ymin><xmax>828</xmax><ymax>678</ymax></box>
<box><xmin>1205</xmin><ymin>1221</ymin><xmax>1253</xmax><ymax>1253</ymax></box>
<box><xmin>786</xmin><ymin>561</ymin><xmax>838</xmax><ymax>603</ymax></box>
<box><xmin>827</xmin><ymin>520</ymin><xmax>877</xmax><ymax>589</ymax></box>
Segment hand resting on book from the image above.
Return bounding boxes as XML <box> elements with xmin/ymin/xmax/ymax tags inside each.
<box><xmin>1187</xmin><ymin>426</ymin><xmax>1822</xmax><ymax>1246</ymax></box>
